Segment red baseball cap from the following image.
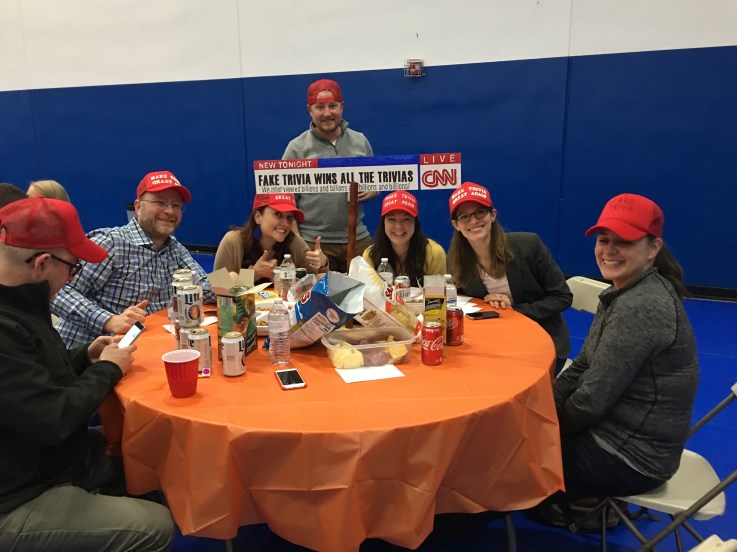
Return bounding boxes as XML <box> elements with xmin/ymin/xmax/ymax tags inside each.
<box><xmin>449</xmin><ymin>182</ymin><xmax>493</xmax><ymax>217</ymax></box>
<box><xmin>585</xmin><ymin>193</ymin><xmax>664</xmax><ymax>240</ymax></box>
<box><xmin>307</xmin><ymin>79</ymin><xmax>343</xmax><ymax>105</ymax></box>
<box><xmin>0</xmin><ymin>197</ymin><xmax>108</xmax><ymax>263</ymax></box>
<box><xmin>137</xmin><ymin>171</ymin><xmax>192</xmax><ymax>203</ymax></box>
<box><xmin>381</xmin><ymin>190</ymin><xmax>418</xmax><ymax>218</ymax></box>
<box><xmin>253</xmin><ymin>193</ymin><xmax>304</xmax><ymax>222</ymax></box>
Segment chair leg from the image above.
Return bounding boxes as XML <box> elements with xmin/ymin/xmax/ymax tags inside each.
<box><xmin>504</xmin><ymin>514</ymin><xmax>517</xmax><ymax>552</ymax></box>
<box><xmin>224</xmin><ymin>538</ymin><xmax>234</xmax><ymax>552</ymax></box>
<box><xmin>681</xmin><ymin>520</ymin><xmax>705</xmax><ymax>543</ymax></box>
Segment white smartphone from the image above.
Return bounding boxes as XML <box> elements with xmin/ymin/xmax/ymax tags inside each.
<box><xmin>274</xmin><ymin>368</ymin><xmax>306</xmax><ymax>390</ymax></box>
<box><xmin>118</xmin><ymin>321</ymin><xmax>145</xmax><ymax>348</ymax></box>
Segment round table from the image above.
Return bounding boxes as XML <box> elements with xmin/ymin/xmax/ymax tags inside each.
<box><xmin>102</xmin><ymin>305</ymin><xmax>563</xmax><ymax>552</ymax></box>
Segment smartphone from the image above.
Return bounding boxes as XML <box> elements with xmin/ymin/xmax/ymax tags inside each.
<box><xmin>118</xmin><ymin>321</ymin><xmax>145</xmax><ymax>347</ymax></box>
<box><xmin>275</xmin><ymin>368</ymin><xmax>307</xmax><ymax>390</ymax></box>
<box><xmin>466</xmin><ymin>311</ymin><xmax>500</xmax><ymax>320</ymax></box>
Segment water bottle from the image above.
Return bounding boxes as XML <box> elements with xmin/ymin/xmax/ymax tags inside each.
<box><xmin>268</xmin><ymin>298</ymin><xmax>291</xmax><ymax>365</ymax></box>
<box><xmin>279</xmin><ymin>254</ymin><xmax>296</xmax><ymax>301</ymax></box>
<box><xmin>377</xmin><ymin>257</ymin><xmax>393</xmax><ymax>284</ymax></box>
<box><xmin>444</xmin><ymin>273</ymin><xmax>458</xmax><ymax>309</ymax></box>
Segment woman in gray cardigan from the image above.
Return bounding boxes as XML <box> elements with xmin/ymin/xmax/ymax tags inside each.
<box><xmin>447</xmin><ymin>182</ymin><xmax>572</xmax><ymax>372</ymax></box>
<box><xmin>554</xmin><ymin>193</ymin><xmax>698</xmax><ymax>499</ymax></box>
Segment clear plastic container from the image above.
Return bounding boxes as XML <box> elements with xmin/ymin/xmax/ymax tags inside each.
<box><xmin>278</xmin><ymin>254</ymin><xmax>296</xmax><ymax>301</ymax></box>
<box><xmin>268</xmin><ymin>298</ymin><xmax>291</xmax><ymax>365</ymax></box>
<box><xmin>321</xmin><ymin>326</ymin><xmax>414</xmax><ymax>369</ymax></box>
<box><xmin>444</xmin><ymin>274</ymin><xmax>457</xmax><ymax>309</ymax></box>
<box><xmin>377</xmin><ymin>257</ymin><xmax>393</xmax><ymax>285</ymax></box>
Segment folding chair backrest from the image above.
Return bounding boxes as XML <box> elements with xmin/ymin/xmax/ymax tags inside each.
<box><xmin>566</xmin><ymin>276</ymin><xmax>609</xmax><ymax>314</ymax></box>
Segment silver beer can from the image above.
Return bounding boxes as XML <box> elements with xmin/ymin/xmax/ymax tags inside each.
<box><xmin>177</xmin><ymin>285</ymin><xmax>203</xmax><ymax>328</ymax></box>
<box><xmin>221</xmin><ymin>331</ymin><xmax>245</xmax><ymax>377</ymax></box>
<box><xmin>179</xmin><ymin>327</ymin><xmax>194</xmax><ymax>349</ymax></box>
<box><xmin>188</xmin><ymin>327</ymin><xmax>212</xmax><ymax>376</ymax></box>
<box><xmin>394</xmin><ymin>276</ymin><xmax>410</xmax><ymax>303</ymax></box>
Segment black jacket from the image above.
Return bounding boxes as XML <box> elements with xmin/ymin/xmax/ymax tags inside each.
<box><xmin>459</xmin><ymin>232</ymin><xmax>572</xmax><ymax>359</ymax></box>
<box><xmin>0</xmin><ymin>281</ymin><xmax>122</xmax><ymax>513</ymax></box>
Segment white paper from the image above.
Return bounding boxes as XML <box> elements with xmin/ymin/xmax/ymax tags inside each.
<box><xmin>336</xmin><ymin>364</ymin><xmax>405</xmax><ymax>383</ymax></box>
<box><xmin>163</xmin><ymin>316</ymin><xmax>217</xmax><ymax>335</ymax></box>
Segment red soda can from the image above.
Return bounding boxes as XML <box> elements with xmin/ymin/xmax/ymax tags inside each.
<box><xmin>446</xmin><ymin>307</ymin><xmax>464</xmax><ymax>346</ymax></box>
<box><xmin>421</xmin><ymin>321</ymin><xmax>443</xmax><ymax>365</ymax></box>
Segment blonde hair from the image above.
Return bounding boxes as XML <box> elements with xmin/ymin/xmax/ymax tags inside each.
<box><xmin>28</xmin><ymin>180</ymin><xmax>71</xmax><ymax>202</ymax></box>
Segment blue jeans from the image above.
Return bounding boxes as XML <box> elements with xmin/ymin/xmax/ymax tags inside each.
<box><xmin>0</xmin><ymin>430</ymin><xmax>174</xmax><ymax>551</ymax></box>
<box><xmin>559</xmin><ymin>430</ymin><xmax>665</xmax><ymax>499</ymax></box>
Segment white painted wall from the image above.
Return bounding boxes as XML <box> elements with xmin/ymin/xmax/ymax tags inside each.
<box><xmin>1</xmin><ymin>0</ymin><xmax>736</xmax><ymax>91</ymax></box>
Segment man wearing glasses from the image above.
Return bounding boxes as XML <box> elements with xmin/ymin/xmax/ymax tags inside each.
<box><xmin>52</xmin><ymin>171</ymin><xmax>214</xmax><ymax>348</ymax></box>
<box><xmin>0</xmin><ymin>197</ymin><xmax>174</xmax><ymax>551</ymax></box>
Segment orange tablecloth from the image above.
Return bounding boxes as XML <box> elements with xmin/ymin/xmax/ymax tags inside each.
<box><xmin>105</xmin><ymin>307</ymin><xmax>563</xmax><ymax>551</ymax></box>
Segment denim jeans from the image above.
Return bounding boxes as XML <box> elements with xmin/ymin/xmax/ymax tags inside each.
<box><xmin>560</xmin><ymin>430</ymin><xmax>665</xmax><ymax>499</ymax></box>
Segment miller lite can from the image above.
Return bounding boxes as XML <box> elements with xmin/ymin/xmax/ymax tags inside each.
<box><xmin>221</xmin><ymin>331</ymin><xmax>246</xmax><ymax>377</ymax></box>
<box><xmin>421</xmin><ymin>321</ymin><xmax>443</xmax><ymax>365</ymax></box>
<box><xmin>394</xmin><ymin>276</ymin><xmax>410</xmax><ymax>304</ymax></box>
<box><xmin>188</xmin><ymin>327</ymin><xmax>212</xmax><ymax>376</ymax></box>
<box><xmin>176</xmin><ymin>285</ymin><xmax>203</xmax><ymax>328</ymax></box>
<box><xmin>446</xmin><ymin>307</ymin><xmax>464</xmax><ymax>346</ymax></box>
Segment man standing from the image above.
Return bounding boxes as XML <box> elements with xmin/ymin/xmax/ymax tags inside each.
<box><xmin>53</xmin><ymin>171</ymin><xmax>214</xmax><ymax>348</ymax></box>
<box><xmin>283</xmin><ymin>79</ymin><xmax>377</xmax><ymax>271</ymax></box>
<box><xmin>0</xmin><ymin>197</ymin><xmax>174</xmax><ymax>551</ymax></box>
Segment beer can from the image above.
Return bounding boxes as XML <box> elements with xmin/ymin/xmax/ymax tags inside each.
<box><xmin>394</xmin><ymin>276</ymin><xmax>410</xmax><ymax>303</ymax></box>
<box><xmin>421</xmin><ymin>321</ymin><xmax>443</xmax><ymax>365</ymax></box>
<box><xmin>446</xmin><ymin>307</ymin><xmax>464</xmax><ymax>346</ymax></box>
<box><xmin>221</xmin><ymin>331</ymin><xmax>245</xmax><ymax>376</ymax></box>
<box><xmin>170</xmin><ymin>275</ymin><xmax>192</xmax><ymax>298</ymax></box>
<box><xmin>173</xmin><ymin>268</ymin><xmax>194</xmax><ymax>282</ymax></box>
<box><xmin>179</xmin><ymin>327</ymin><xmax>194</xmax><ymax>349</ymax></box>
<box><xmin>188</xmin><ymin>327</ymin><xmax>212</xmax><ymax>376</ymax></box>
<box><xmin>177</xmin><ymin>285</ymin><xmax>203</xmax><ymax>328</ymax></box>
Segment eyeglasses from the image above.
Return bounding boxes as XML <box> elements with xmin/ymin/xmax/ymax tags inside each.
<box><xmin>455</xmin><ymin>208</ymin><xmax>492</xmax><ymax>224</ymax></box>
<box><xmin>139</xmin><ymin>199</ymin><xmax>184</xmax><ymax>212</ymax></box>
<box><xmin>25</xmin><ymin>251</ymin><xmax>83</xmax><ymax>277</ymax></box>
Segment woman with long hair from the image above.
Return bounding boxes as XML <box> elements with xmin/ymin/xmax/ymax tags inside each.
<box><xmin>214</xmin><ymin>193</ymin><xmax>328</xmax><ymax>283</ymax></box>
<box><xmin>551</xmin><ymin>193</ymin><xmax>698</xmax><ymax>503</ymax></box>
<box><xmin>362</xmin><ymin>191</ymin><xmax>446</xmax><ymax>285</ymax></box>
<box><xmin>447</xmin><ymin>182</ymin><xmax>572</xmax><ymax>370</ymax></box>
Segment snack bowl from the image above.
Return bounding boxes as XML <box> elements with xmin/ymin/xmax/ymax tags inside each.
<box><xmin>321</xmin><ymin>326</ymin><xmax>414</xmax><ymax>369</ymax></box>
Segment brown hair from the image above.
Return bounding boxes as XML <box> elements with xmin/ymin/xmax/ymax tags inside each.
<box><xmin>650</xmin><ymin>237</ymin><xmax>689</xmax><ymax>298</ymax></box>
<box><xmin>447</xmin><ymin>218</ymin><xmax>515</xmax><ymax>288</ymax></box>
<box><xmin>234</xmin><ymin>208</ymin><xmax>295</xmax><ymax>268</ymax></box>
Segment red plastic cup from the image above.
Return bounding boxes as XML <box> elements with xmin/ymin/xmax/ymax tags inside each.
<box><xmin>162</xmin><ymin>349</ymin><xmax>201</xmax><ymax>398</ymax></box>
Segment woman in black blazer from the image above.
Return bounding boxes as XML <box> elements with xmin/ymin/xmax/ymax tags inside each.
<box><xmin>447</xmin><ymin>182</ymin><xmax>572</xmax><ymax>372</ymax></box>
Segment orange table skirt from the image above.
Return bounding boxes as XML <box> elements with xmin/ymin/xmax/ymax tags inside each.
<box><xmin>103</xmin><ymin>306</ymin><xmax>563</xmax><ymax>551</ymax></box>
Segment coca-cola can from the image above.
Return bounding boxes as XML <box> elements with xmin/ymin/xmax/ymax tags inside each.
<box><xmin>446</xmin><ymin>307</ymin><xmax>464</xmax><ymax>346</ymax></box>
<box><xmin>394</xmin><ymin>276</ymin><xmax>410</xmax><ymax>304</ymax></box>
<box><xmin>421</xmin><ymin>321</ymin><xmax>443</xmax><ymax>365</ymax></box>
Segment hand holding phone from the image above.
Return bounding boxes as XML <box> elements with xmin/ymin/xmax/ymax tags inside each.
<box><xmin>275</xmin><ymin>368</ymin><xmax>306</xmax><ymax>390</ymax></box>
<box><xmin>118</xmin><ymin>321</ymin><xmax>145</xmax><ymax>347</ymax></box>
<box><xmin>466</xmin><ymin>311</ymin><xmax>500</xmax><ymax>320</ymax></box>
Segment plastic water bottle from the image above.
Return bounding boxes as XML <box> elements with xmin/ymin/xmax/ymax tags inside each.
<box><xmin>377</xmin><ymin>257</ymin><xmax>393</xmax><ymax>284</ymax></box>
<box><xmin>279</xmin><ymin>254</ymin><xmax>296</xmax><ymax>301</ymax></box>
<box><xmin>444</xmin><ymin>273</ymin><xmax>458</xmax><ymax>309</ymax></box>
<box><xmin>268</xmin><ymin>298</ymin><xmax>291</xmax><ymax>365</ymax></box>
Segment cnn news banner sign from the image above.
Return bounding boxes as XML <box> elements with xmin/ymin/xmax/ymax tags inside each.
<box><xmin>253</xmin><ymin>153</ymin><xmax>461</xmax><ymax>194</ymax></box>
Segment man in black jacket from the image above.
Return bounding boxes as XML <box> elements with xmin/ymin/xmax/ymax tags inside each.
<box><xmin>0</xmin><ymin>197</ymin><xmax>174</xmax><ymax>551</ymax></box>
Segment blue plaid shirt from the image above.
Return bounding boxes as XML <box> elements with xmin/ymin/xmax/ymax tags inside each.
<box><xmin>52</xmin><ymin>218</ymin><xmax>214</xmax><ymax>348</ymax></box>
